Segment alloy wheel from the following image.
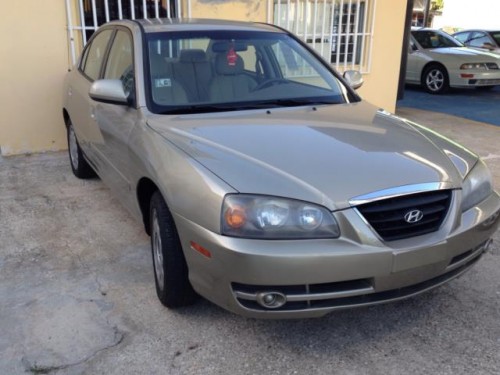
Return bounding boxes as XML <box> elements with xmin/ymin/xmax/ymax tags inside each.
<box><xmin>152</xmin><ymin>209</ymin><xmax>165</xmax><ymax>291</ymax></box>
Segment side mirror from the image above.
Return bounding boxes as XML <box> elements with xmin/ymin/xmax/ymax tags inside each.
<box><xmin>343</xmin><ymin>70</ymin><xmax>364</xmax><ymax>90</ymax></box>
<box><xmin>89</xmin><ymin>79</ymin><xmax>128</xmax><ymax>105</ymax></box>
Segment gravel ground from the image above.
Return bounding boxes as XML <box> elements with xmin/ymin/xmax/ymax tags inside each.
<box><xmin>0</xmin><ymin>108</ymin><xmax>499</xmax><ymax>375</ymax></box>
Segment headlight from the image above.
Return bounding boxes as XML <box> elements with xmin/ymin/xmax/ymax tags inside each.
<box><xmin>460</xmin><ymin>63</ymin><xmax>493</xmax><ymax>70</ymax></box>
<box><xmin>221</xmin><ymin>194</ymin><xmax>340</xmax><ymax>239</ymax></box>
<box><xmin>461</xmin><ymin>159</ymin><xmax>493</xmax><ymax>212</ymax></box>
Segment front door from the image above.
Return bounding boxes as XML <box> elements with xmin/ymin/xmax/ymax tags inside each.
<box><xmin>90</xmin><ymin>28</ymin><xmax>138</xmax><ymax>208</ymax></box>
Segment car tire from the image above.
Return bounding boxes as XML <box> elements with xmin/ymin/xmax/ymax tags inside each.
<box><xmin>422</xmin><ymin>65</ymin><xmax>449</xmax><ymax>94</ymax></box>
<box><xmin>67</xmin><ymin>121</ymin><xmax>96</xmax><ymax>179</ymax></box>
<box><xmin>150</xmin><ymin>191</ymin><xmax>197</xmax><ymax>308</ymax></box>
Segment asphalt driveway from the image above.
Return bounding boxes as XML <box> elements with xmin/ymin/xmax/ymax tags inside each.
<box><xmin>1</xmin><ymin>109</ymin><xmax>499</xmax><ymax>374</ymax></box>
<box><xmin>398</xmin><ymin>85</ymin><xmax>500</xmax><ymax>126</ymax></box>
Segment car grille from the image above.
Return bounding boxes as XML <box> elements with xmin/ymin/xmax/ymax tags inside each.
<box><xmin>356</xmin><ymin>190</ymin><xmax>452</xmax><ymax>241</ymax></box>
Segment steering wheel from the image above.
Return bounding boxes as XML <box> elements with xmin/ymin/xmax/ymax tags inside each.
<box><xmin>253</xmin><ymin>78</ymin><xmax>289</xmax><ymax>91</ymax></box>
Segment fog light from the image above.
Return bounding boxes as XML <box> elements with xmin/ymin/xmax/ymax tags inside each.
<box><xmin>256</xmin><ymin>292</ymin><xmax>287</xmax><ymax>309</ymax></box>
<box><xmin>482</xmin><ymin>210</ymin><xmax>500</xmax><ymax>228</ymax></box>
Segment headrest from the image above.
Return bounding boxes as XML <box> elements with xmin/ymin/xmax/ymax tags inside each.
<box><xmin>179</xmin><ymin>49</ymin><xmax>207</xmax><ymax>63</ymax></box>
<box><xmin>211</xmin><ymin>41</ymin><xmax>248</xmax><ymax>53</ymax></box>
<box><xmin>215</xmin><ymin>53</ymin><xmax>244</xmax><ymax>75</ymax></box>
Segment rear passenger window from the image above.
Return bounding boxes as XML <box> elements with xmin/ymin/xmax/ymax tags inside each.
<box><xmin>82</xmin><ymin>29</ymin><xmax>113</xmax><ymax>81</ymax></box>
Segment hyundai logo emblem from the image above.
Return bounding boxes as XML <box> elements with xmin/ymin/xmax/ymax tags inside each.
<box><xmin>404</xmin><ymin>209</ymin><xmax>424</xmax><ymax>223</ymax></box>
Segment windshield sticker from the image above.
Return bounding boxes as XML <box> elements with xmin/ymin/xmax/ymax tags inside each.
<box><xmin>227</xmin><ymin>47</ymin><xmax>237</xmax><ymax>66</ymax></box>
<box><xmin>155</xmin><ymin>78</ymin><xmax>172</xmax><ymax>88</ymax></box>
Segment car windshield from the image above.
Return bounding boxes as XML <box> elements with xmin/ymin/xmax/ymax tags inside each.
<box><xmin>145</xmin><ymin>30</ymin><xmax>351</xmax><ymax>114</ymax></box>
<box><xmin>490</xmin><ymin>31</ymin><xmax>500</xmax><ymax>46</ymax></box>
<box><xmin>412</xmin><ymin>30</ymin><xmax>463</xmax><ymax>49</ymax></box>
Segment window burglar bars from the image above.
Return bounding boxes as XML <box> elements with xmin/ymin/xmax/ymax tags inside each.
<box><xmin>65</xmin><ymin>0</ymin><xmax>191</xmax><ymax>67</ymax></box>
<box><xmin>268</xmin><ymin>0</ymin><xmax>376</xmax><ymax>73</ymax></box>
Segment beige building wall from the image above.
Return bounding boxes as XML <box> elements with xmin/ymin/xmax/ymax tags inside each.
<box><xmin>356</xmin><ymin>0</ymin><xmax>406</xmax><ymax>112</ymax></box>
<box><xmin>188</xmin><ymin>0</ymin><xmax>268</xmax><ymax>22</ymax></box>
<box><xmin>0</xmin><ymin>0</ymin><xmax>69</xmax><ymax>156</ymax></box>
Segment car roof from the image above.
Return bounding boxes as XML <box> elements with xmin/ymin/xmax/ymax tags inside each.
<box><xmin>411</xmin><ymin>27</ymin><xmax>442</xmax><ymax>32</ymax></box>
<box><xmin>109</xmin><ymin>18</ymin><xmax>284</xmax><ymax>34</ymax></box>
<box><xmin>452</xmin><ymin>29</ymin><xmax>500</xmax><ymax>34</ymax></box>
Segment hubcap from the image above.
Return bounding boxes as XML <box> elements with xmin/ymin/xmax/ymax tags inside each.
<box><xmin>152</xmin><ymin>210</ymin><xmax>164</xmax><ymax>291</ymax></box>
<box><xmin>426</xmin><ymin>69</ymin><xmax>444</xmax><ymax>92</ymax></box>
<box><xmin>69</xmin><ymin>126</ymin><xmax>79</xmax><ymax>170</ymax></box>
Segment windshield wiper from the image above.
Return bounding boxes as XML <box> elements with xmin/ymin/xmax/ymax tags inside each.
<box><xmin>159</xmin><ymin>98</ymin><xmax>343</xmax><ymax>115</ymax></box>
<box><xmin>160</xmin><ymin>104</ymin><xmax>250</xmax><ymax>115</ymax></box>
<box><xmin>259</xmin><ymin>98</ymin><xmax>343</xmax><ymax>107</ymax></box>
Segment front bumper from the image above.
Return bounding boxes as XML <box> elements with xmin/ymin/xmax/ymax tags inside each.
<box><xmin>175</xmin><ymin>191</ymin><xmax>500</xmax><ymax>318</ymax></box>
<box><xmin>450</xmin><ymin>69</ymin><xmax>500</xmax><ymax>87</ymax></box>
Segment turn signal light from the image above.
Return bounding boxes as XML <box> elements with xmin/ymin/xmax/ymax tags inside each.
<box><xmin>190</xmin><ymin>241</ymin><xmax>212</xmax><ymax>258</ymax></box>
<box><xmin>224</xmin><ymin>206</ymin><xmax>247</xmax><ymax>228</ymax></box>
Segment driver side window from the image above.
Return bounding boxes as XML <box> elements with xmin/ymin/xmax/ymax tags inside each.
<box><xmin>469</xmin><ymin>32</ymin><xmax>490</xmax><ymax>48</ymax></box>
<box><xmin>104</xmin><ymin>30</ymin><xmax>134</xmax><ymax>95</ymax></box>
<box><xmin>81</xmin><ymin>30</ymin><xmax>113</xmax><ymax>81</ymax></box>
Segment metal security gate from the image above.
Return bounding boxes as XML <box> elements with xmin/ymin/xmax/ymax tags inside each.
<box><xmin>65</xmin><ymin>0</ymin><xmax>375</xmax><ymax>73</ymax></box>
<box><xmin>267</xmin><ymin>0</ymin><xmax>376</xmax><ymax>73</ymax></box>
<box><xmin>65</xmin><ymin>0</ymin><xmax>190</xmax><ymax>66</ymax></box>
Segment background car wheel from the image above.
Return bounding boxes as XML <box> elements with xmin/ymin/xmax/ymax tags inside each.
<box><xmin>67</xmin><ymin>121</ymin><xmax>96</xmax><ymax>179</ymax></box>
<box><xmin>150</xmin><ymin>191</ymin><xmax>197</xmax><ymax>308</ymax></box>
<box><xmin>422</xmin><ymin>65</ymin><xmax>449</xmax><ymax>94</ymax></box>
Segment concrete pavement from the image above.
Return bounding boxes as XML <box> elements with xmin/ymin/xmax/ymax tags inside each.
<box><xmin>0</xmin><ymin>108</ymin><xmax>499</xmax><ymax>374</ymax></box>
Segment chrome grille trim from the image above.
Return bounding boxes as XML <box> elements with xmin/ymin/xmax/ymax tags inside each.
<box><xmin>356</xmin><ymin>190</ymin><xmax>452</xmax><ymax>241</ymax></box>
<box><xmin>348</xmin><ymin>182</ymin><xmax>453</xmax><ymax>206</ymax></box>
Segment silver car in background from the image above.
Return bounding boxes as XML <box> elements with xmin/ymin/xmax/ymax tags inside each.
<box><xmin>406</xmin><ymin>28</ymin><xmax>500</xmax><ymax>94</ymax></box>
<box><xmin>62</xmin><ymin>19</ymin><xmax>500</xmax><ymax>318</ymax></box>
<box><xmin>453</xmin><ymin>29</ymin><xmax>500</xmax><ymax>55</ymax></box>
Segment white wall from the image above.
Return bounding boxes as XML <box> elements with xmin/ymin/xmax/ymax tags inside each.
<box><xmin>433</xmin><ymin>0</ymin><xmax>500</xmax><ymax>30</ymax></box>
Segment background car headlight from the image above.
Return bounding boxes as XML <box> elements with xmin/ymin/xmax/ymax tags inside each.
<box><xmin>460</xmin><ymin>63</ymin><xmax>494</xmax><ymax>70</ymax></box>
<box><xmin>222</xmin><ymin>194</ymin><xmax>340</xmax><ymax>239</ymax></box>
<box><xmin>461</xmin><ymin>159</ymin><xmax>493</xmax><ymax>212</ymax></box>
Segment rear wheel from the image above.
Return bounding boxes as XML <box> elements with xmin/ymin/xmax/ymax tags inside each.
<box><xmin>150</xmin><ymin>191</ymin><xmax>197</xmax><ymax>308</ymax></box>
<box><xmin>422</xmin><ymin>65</ymin><xmax>449</xmax><ymax>94</ymax></box>
<box><xmin>67</xmin><ymin>121</ymin><xmax>96</xmax><ymax>179</ymax></box>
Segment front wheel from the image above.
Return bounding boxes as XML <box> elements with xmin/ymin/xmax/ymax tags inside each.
<box><xmin>150</xmin><ymin>191</ymin><xmax>197</xmax><ymax>308</ymax></box>
<box><xmin>67</xmin><ymin>121</ymin><xmax>96</xmax><ymax>179</ymax></box>
<box><xmin>422</xmin><ymin>65</ymin><xmax>449</xmax><ymax>94</ymax></box>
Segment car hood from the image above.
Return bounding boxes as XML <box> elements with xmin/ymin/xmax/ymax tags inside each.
<box><xmin>425</xmin><ymin>46</ymin><xmax>500</xmax><ymax>60</ymax></box>
<box><xmin>147</xmin><ymin>101</ymin><xmax>477</xmax><ymax>210</ymax></box>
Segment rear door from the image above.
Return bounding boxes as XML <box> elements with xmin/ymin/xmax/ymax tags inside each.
<box><xmin>66</xmin><ymin>29</ymin><xmax>114</xmax><ymax>161</ymax></box>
